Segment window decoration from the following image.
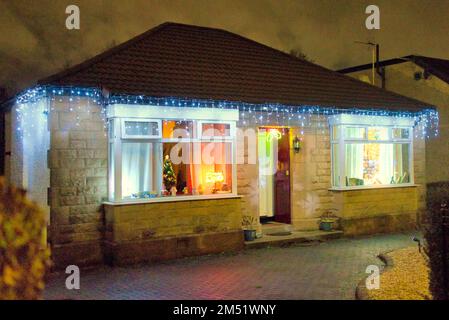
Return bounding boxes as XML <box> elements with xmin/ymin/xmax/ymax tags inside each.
<box><xmin>163</xmin><ymin>155</ymin><xmax>177</xmax><ymax>195</ymax></box>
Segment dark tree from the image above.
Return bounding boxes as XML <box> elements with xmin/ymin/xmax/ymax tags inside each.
<box><xmin>289</xmin><ymin>49</ymin><xmax>314</xmax><ymax>63</ymax></box>
<box><xmin>424</xmin><ymin>182</ymin><xmax>449</xmax><ymax>300</ymax></box>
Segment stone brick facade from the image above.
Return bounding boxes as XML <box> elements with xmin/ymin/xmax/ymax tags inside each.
<box><xmin>104</xmin><ymin>197</ymin><xmax>243</xmax><ymax>265</ymax></box>
<box><xmin>36</xmin><ymin>98</ymin><xmax>427</xmax><ymax>266</ymax></box>
<box><xmin>48</xmin><ymin>97</ymin><xmax>108</xmax><ymax>267</ymax></box>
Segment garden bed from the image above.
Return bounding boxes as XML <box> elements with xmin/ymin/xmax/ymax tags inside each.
<box><xmin>365</xmin><ymin>247</ymin><xmax>431</xmax><ymax>300</ymax></box>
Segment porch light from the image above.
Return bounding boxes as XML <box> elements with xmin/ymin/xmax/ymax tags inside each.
<box><xmin>293</xmin><ymin>135</ymin><xmax>301</xmax><ymax>153</ymax></box>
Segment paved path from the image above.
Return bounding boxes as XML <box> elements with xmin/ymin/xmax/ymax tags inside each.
<box><xmin>44</xmin><ymin>232</ymin><xmax>419</xmax><ymax>300</ymax></box>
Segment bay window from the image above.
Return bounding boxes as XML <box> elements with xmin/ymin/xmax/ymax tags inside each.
<box><xmin>107</xmin><ymin>106</ymin><xmax>237</xmax><ymax>202</ymax></box>
<box><xmin>330</xmin><ymin>114</ymin><xmax>414</xmax><ymax>189</ymax></box>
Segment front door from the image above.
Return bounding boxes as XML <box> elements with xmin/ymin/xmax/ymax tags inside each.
<box><xmin>274</xmin><ymin>128</ymin><xmax>291</xmax><ymax>223</ymax></box>
<box><xmin>258</xmin><ymin>127</ymin><xmax>291</xmax><ymax>224</ymax></box>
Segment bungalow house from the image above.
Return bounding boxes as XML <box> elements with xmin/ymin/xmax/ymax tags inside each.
<box><xmin>338</xmin><ymin>55</ymin><xmax>449</xmax><ymax>184</ymax></box>
<box><xmin>0</xmin><ymin>23</ymin><xmax>438</xmax><ymax>268</ymax></box>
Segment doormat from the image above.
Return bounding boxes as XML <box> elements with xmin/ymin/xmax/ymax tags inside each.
<box><xmin>266</xmin><ymin>231</ymin><xmax>292</xmax><ymax>236</ymax></box>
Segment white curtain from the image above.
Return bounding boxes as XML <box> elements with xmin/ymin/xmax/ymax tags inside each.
<box><xmin>258</xmin><ymin>130</ymin><xmax>275</xmax><ymax>217</ymax></box>
<box><xmin>122</xmin><ymin>142</ymin><xmax>152</xmax><ymax>198</ymax></box>
<box><xmin>345</xmin><ymin>144</ymin><xmax>364</xmax><ymax>181</ymax></box>
<box><xmin>379</xmin><ymin>144</ymin><xmax>393</xmax><ymax>184</ymax></box>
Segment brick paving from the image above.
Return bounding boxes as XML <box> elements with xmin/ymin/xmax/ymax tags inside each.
<box><xmin>44</xmin><ymin>232</ymin><xmax>419</xmax><ymax>300</ymax></box>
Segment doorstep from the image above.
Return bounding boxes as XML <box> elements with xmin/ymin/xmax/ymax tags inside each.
<box><xmin>245</xmin><ymin>229</ymin><xmax>343</xmax><ymax>249</ymax></box>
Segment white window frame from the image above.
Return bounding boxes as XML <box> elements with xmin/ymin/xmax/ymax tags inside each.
<box><xmin>329</xmin><ymin>114</ymin><xmax>415</xmax><ymax>190</ymax></box>
<box><xmin>121</xmin><ymin>118</ymin><xmax>162</xmax><ymax>139</ymax></box>
<box><xmin>107</xmin><ymin>106</ymin><xmax>238</xmax><ymax>202</ymax></box>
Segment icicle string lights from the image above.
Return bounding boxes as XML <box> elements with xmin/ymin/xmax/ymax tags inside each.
<box><xmin>14</xmin><ymin>85</ymin><xmax>439</xmax><ymax>139</ymax></box>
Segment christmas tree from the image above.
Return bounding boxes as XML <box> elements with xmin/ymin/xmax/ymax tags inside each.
<box><xmin>163</xmin><ymin>155</ymin><xmax>177</xmax><ymax>192</ymax></box>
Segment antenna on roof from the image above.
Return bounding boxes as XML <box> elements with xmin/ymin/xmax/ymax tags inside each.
<box><xmin>354</xmin><ymin>42</ymin><xmax>385</xmax><ymax>88</ymax></box>
<box><xmin>355</xmin><ymin>41</ymin><xmax>376</xmax><ymax>85</ymax></box>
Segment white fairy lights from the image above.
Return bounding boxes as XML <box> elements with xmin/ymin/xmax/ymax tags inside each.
<box><xmin>14</xmin><ymin>85</ymin><xmax>439</xmax><ymax>140</ymax></box>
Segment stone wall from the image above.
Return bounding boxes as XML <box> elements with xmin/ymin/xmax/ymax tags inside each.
<box><xmin>333</xmin><ymin>187</ymin><xmax>419</xmax><ymax>235</ymax></box>
<box><xmin>48</xmin><ymin>96</ymin><xmax>108</xmax><ymax>267</ymax></box>
<box><xmin>236</xmin><ymin>125</ymin><xmax>260</xmax><ymax>233</ymax></box>
<box><xmin>290</xmin><ymin>120</ymin><xmax>337</xmax><ymax>230</ymax></box>
<box><xmin>104</xmin><ymin>197</ymin><xmax>243</xmax><ymax>265</ymax></box>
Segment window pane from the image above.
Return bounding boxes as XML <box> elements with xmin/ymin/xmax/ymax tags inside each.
<box><xmin>345</xmin><ymin>143</ymin><xmax>411</xmax><ymax>186</ymax></box>
<box><xmin>393</xmin><ymin>144</ymin><xmax>411</xmax><ymax>183</ymax></box>
<box><xmin>345</xmin><ymin>144</ymin><xmax>365</xmax><ymax>186</ymax></box>
<box><xmin>332</xmin><ymin>144</ymin><xmax>340</xmax><ymax>187</ymax></box>
<box><xmin>392</xmin><ymin>128</ymin><xmax>410</xmax><ymax>139</ymax></box>
<box><xmin>162</xmin><ymin>120</ymin><xmax>194</xmax><ymax>139</ymax></box>
<box><xmin>163</xmin><ymin>142</ymin><xmax>192</xmax><ymax>195</ymax></box>
<box><xmin>124</xmin><ymin>121</ymin><xmax>159</xmax><ymax>136</ymax></box>
<box><xmin>345</xmin><ymin>127</ymin><xmax>365</xmax><ymax>139</ymax></box>
<box><xmin>367</xmin><ymin>127</ymin><xmax>389</xmax><ymax>140</ymax></box>
<box><xmin>202</xmin><ymin>123</ymin><xmax>231</xmax><ymax>137</ymax></box>
<box><xmin>122</xmin><ymin>142</ymin><xmax>161</xmax><ymax>199</ymax></box>
<box><xmin>161</xmin><ymin>142</ymin><xmax>233</xmax><ymax>196</ymax></box>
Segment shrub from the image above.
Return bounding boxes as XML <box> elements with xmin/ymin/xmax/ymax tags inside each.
<box><xmin>0</xmin><ymin>178</ymin><xmax>51</xmax><ymax>300</ymax></box>
<box><xmin>424</xmin><ymin>182</ymin><xmax>449</xmax><ymax>300</ymax></box>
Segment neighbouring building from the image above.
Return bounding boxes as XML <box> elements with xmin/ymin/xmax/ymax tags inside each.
<box><xmin>338</xmin><ymin>55</ymin><xmax>449</xmax><ymax>184</ymax></box>
<box><xmin>0</xmin><ymin>23</ymin><xmax>439</xmax><ymax>268</ymax></box>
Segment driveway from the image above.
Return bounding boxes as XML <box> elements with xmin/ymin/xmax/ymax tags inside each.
<box><xmin>44</xmin><ymin>232</ymin><xmax>419</xmax><ymax>300</ymax></box>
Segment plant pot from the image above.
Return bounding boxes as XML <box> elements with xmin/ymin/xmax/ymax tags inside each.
<box><xmin>243</xmin><ymin>229</ymin><xmax>256</xmax><ymax>241</ymax></box>
<box><xmin>320</xmin><ymin>221</ymin><xmax>334</xmax><ymax>231</ymax></box>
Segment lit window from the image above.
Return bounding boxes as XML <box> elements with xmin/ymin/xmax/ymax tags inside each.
<box><xmin>162</xmin><ymin>120</ymin><xmax>194</xmax><ymax>139</ymax></box>
<box><xmin>108</xmin><ymin>117</ymin><xmax>235</xmax><ymax>201</ymax></box>
<box><xmin>345</xmin><ymin>127</ymin><xmax>365</xmax><ymax>139</ymax></box>
<box><xmin>121</xmin><ymin>141</ymin><xmax>162</xmax><ymax>199</ymax></box>
<box><xmin>121</xmin><ymin>118</ymin><xmax>161</xmax><ymax>139</ymax></box>
<box><xmin>367</xmin><ymin>127</ymin><xmax>389</xmax><ymax>140</ymax></box>
<box><xmin>344</xmin><ymin>143</ymin><xmax>410</xmax><ymax>186</ymax></box>
<box><xmin>200</xmin><ymin>122</ymin><xmax>231</xmax><ymax>137</ymax></box>
<box><xmin>330</xmin><ymin>115</ymin><xmax>414</xmax><ymax>189</ymax></box>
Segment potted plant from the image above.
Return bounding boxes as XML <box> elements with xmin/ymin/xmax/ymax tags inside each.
<box><xmin>242</xmin><ymin>215</ymin><xmax>257</xmax><ymax>241</ymax></box>
<box><xmin>319</xmin><ymin>211</ymin><xmax>339</xmax><ymax>231</ymax></box>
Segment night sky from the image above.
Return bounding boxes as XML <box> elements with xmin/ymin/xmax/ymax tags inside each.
<box><xmin>1</xmin><ymin>0</ymin><xmax>449</xmax><ymax>94</ymax></box>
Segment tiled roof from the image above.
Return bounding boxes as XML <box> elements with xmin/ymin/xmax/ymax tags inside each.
<box><xmin>38</xmin><ymin>22</ymin><xmax>431</xmax><ymax>111</ymax></box>
<box><xmin>338</xmin><ymin>55</ymin><xmax>449</xmax><ymax>86</ymax></box>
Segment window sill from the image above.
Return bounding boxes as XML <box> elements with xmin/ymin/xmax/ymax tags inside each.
<box><xmin>103</xmin><ymin>193</ymin><xmax>241</xmax><ymax>206</ymax></box>
<box><xmin>328</xmin><ymin>184</ymin><xmax>420</xmax><ymax>192</ymax></box>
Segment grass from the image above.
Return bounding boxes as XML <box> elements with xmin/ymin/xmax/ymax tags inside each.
<box><xmin>368</xmin><ymin>247</ymin><xmax>432</xmax><ymax>300</ymax></box>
